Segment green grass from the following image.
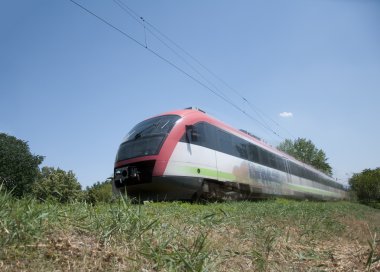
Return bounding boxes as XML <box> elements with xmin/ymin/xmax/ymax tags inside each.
<box><xmin>1</xmin><ymin>190</ymin><xmax>380</xmax><ymax>271</ymax></box>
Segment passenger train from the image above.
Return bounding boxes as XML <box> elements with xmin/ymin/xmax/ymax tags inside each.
<box><xmin>113</xmin><ymin>107</ymin><xmax>347</xmax><ymax>201</ymax></box>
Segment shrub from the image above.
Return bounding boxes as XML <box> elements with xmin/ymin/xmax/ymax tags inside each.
<box><xmin>32</xmin><ymin>167</ymin><xmax>83</xmax><ymax>203</ymax></box>
<box><xmin>349</xmin><ymin>168</ymin><xmax>380</xmax><ymax>203</ymax></box>
<box><xmin>0</xmin><ymin>133</ymin><xmax>43</xmax><ymax>197</ymax></box>
<box><xmin>85</xmin><ymin>179</ymin><xmax>113</xmax><ymax>204</ymax></box>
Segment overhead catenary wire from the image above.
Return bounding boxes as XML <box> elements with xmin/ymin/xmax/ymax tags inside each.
<box><xmin>112</xmin><ymin>0</ymin><xmax>284</xmax><ymax>138</ymax></box>
<box><xmin>112</xmin><ymin>0</ymin><xmax>235</xmax><ymax>106</ymax></box>
<box><xmin>68</xmin><ymin>0</ymin><xmax>284</xmax><ymax>139</ymax></box>
<box><xmin>67</xmin><ymin>1</ymin><xmax>256</xmax><ymax>125</ymax></box>
<box><xmin>112</xmin><ymin>0</ymin><xmax>294</xmax><ymax>139</ymax></box>
<box><xmin>147</xmin><ymin>23</ymin><xmax>292</xmax><ymax>136</ymax></box>
<box><xmin>147</xmin><ymin>21</ymin><xmax>295</xmax><ymax>138</ymax></box>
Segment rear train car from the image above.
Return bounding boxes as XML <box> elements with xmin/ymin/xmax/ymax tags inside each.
<box><xmin>113</xmin><ymin>108</ymin><xmax>347</xmax><ymax>201</ymax></box>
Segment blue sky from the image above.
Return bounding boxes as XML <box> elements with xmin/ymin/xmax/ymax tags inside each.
<box><xmin>1</xmin><ymin>0</ymin><xmax>379</xmax><ymax>188</ymax></box>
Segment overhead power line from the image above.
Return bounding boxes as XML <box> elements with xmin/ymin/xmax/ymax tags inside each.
<box><xmin>112</xmin><ymin>0</ymin><xmax>247</xmax><ymax>113</ymax></box>
<box><xmin>68</xmin><ymin>0</ymin><xmax>284</xmax><ymax>139</ymax></box>
<box><xmin>112</xmin><ymin>0</ymin><xmax>295</xmax><ymax>139</ymax></box>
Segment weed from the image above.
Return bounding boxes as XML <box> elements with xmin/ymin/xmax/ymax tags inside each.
<box><xmin>1</xmin><ymin>188</ymin><xmax>380</xmax><ymax>271</ymax></box>
<box><xmin>366</xmin><ymin>225</ymin><xmax>380</xmax><ymax>271</ymax></box>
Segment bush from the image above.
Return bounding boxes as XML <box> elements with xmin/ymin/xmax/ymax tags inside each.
<box><xmin>0</xmin><ymin>133</ymin><xmax>43</xmax><ymax>197</ymax></box>
<box><xmin>85</xmin><ymin>179</ymin><xmax>113</xmax><ymax>204</ymax></box>
<box><xmin>349</xmin><ymin>168</ymin><xmax>380</xmax><ymax>203</ymax></box>
<box><xmin>32</xmin><ymin>167</ymin><xmax>83</xmax><ymax>203</ymax></box>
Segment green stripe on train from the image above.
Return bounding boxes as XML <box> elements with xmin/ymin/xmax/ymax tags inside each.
<box><xmin>286</xmin><ymin>183</ymin><xmax>338</xmax><ymax>197</ymax></box>
<box><xmin>178</xmin><ymin>166</ymin><xmax>235</xmax><ymax>180</ymax></box>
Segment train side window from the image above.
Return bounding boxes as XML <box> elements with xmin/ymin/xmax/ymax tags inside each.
<box><xmin>308</xmin><ymin>171</ymin><xmax>313</xmax><ymax>181</ymax></box>
<box><xmin>276</xmin><ymin>156</ymin><xmax>286</xmax><ymax>172</ymax></box>
<box><xmin>233</xmin><ymin>136</ymin><xmax>248</xmax><ymax>159</ymax></box>
<box><xmin>268</xmin><ymin>153</ymin><xmax>278</xmax><ymax>169</ymax></box>
<box><xmin>195</xmin><ymin>123</ymin><xmax>204</xmax><ymax>144</ymax></box>
<box><xmin>298</xmin><ymin>166</ymin><xmax>304</xmax><ymax>179</ymax></box>
<box><xmin>302</xmin><ymin>168</ymin><xmax>307</xmax><ymax>178</ymax></box>
<box><xmin>180</xmin><ymin>122</ymin><xmax>218</xmax><ymax>150</ymax></box>
<box><xmin>312</xmin><ymin>172</ymin><xmax>318</xmax><ymax>182</ymax></box>
<box><xmin>303</xmin><ymin>168</ymin><xmax>309</xmax><ymax>180</ymax></box>
<box><xmin>290</xmin><ymin>162</ymin><xmax>299</xmax><ymax>177</ymax></box>
<box><xmin>204</xmin><ymin>123</ymin><xmax>217</xmax><ymax>150</ymax></box>
<box><xmin>301</xmin><ymin>167</ymin><xmax>308</xmax><ymax>180</ymax></box>
<box><xmin>324</xmin><ymin>178</ymin><xmax>330</xmax><ymax>187</ymax></box>
<box><xmin>258</xmin><ymin>148</ymin><xmax>270</xmax><ymax>167</ymax></box>
<box><xmin>288</xmin><ymin>161</ymin><xmax>296</xmax><ymax>175</ymax></box>
<box><xmin>308</xmin><ymin>170</ymin><xmax>314</xmax><ymax>181</ymax></box>
<box><xmin>217</xmin><ymin>130</ymin><xmax>234</xmax><ymax>156</ymax></box>
<box><xmin>248</xmin><ymin>144</ymin><xmax>260</xmax><ymax>163</ymax></box>
<box><xmin>180</xmin><ymin>122</ymin><xmax>206</xmax><ymax>146</ymax></box>
<box><xmin>191</xmin><ymin>123</ymin><xmax>206</xmax><ymax>146</ymax></box>
<box><xmin>298</xmin><ymin>165</ymin><xmax>304</xmax><ymax>177</ymax></box>
<box><xmin>237</xmin><ymin>142</ymin><xmax>248</xmax><ymax>160</ymax></box>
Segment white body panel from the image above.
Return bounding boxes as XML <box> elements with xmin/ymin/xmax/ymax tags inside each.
<box><xmin>164</xmin><ymin>142</ymin><xmax>217</xmax><ymax>179</ymax></box>
<box><xmin>164</xmin><ymin>142</ymin><xmax>343</xmax><ymax>198</ymax></box>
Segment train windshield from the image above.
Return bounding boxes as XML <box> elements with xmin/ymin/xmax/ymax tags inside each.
<box><xmin>116</xmin><ymin>115</ymin><xmax>181</xmax><ymax>161</ymax></box>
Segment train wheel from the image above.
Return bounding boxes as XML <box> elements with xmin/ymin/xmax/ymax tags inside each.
<box><xmin>114</xmin><ymin>179</ymin><xmax>124</xmax><ymax>188</ymax></box>
<box><xmin>190</xmin><ymin>179</ymin><xmax>207</xmax><ymax>203</ymax></box>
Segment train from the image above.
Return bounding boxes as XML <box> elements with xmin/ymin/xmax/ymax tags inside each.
<box><xmin>113</xmin><ymin>107</ymin><xmax>347</xmax><ymax>201</ymax></box>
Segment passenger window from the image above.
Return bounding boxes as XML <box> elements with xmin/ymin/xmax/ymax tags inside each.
<box><xmin>191</xmin><ymin>123</ymin><xmax>204</xmax><ymax>145</ymax></box>
<box><xmin>235</xmin><ymin>140</ymin><xmax>248</xmax><ymax>159</ymax></box>
<box><xmin>217</xmin><ymin>130</ymin><xmax>234</xmax><ymax>156</ymax></box>
<box><xmin>248</xmin><ymin>144</ymin><xmax>260</xmax><ymax>163</ymax></box>
<box><xmin>204</xmin><ymin>123</ymin><xmax>217</xmax><ymax>150</ymax></box>
<box><xmin>180</xmin><ymin>122</ymin><xmax>218</xmax><ymax>150</ymax></box>
<box><xmin>276</xmin><ymin>157</ymin><xmax>285</xmax><ymax>172</ymax></box>
<box><xmin>258</xmin><ymin>148</ymin><xmax>270</xmax><ymax>167</ymax></box>
<box><xmin>268</xmin><ymin>153</ymin><xmax>278</xmax><ymax>169</ymax></box>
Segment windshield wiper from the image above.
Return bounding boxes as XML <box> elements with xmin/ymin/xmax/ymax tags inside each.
<box><xmin>134</xmin><ymin>123</ymin><xmax>157</xmax><ymax>140</ymax></box>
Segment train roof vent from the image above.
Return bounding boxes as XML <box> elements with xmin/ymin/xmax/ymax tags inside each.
<box><xmin>185</xmin><ymin>107</ymin><xmax>206</xmax><ymax>113</ymax></box>
<box><xmin>239</xmin><ymin>129</ymin><xmax>262</xmax><ymax>141</ymax></box>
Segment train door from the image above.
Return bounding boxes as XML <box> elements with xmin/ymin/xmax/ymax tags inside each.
<box><xmin>183</xmin><ymin>122</ymin><xmax>218</xmax><ymax>180</ymax></box>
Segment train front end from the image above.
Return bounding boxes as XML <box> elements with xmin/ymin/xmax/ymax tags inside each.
<box><xmin>113</xmin><ymin>112</ymin><xmax>201</xmax><ymax>201</ymax></box>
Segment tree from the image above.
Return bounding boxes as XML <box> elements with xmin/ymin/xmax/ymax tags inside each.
<box><xmin>0</xmin><ymin>133</ymin><xmax>44</xmax><ymax>197</ymax></box>
<box><xmin>349</xmin><ymin>168</ymin><xmax>380</xmax><ymax>203</ymax></box>
<box><xmin>277</xmin><ymin>138</ymin><xmax>332</xmax><ymax>175</ymax></box>
<box><xmin>85</xmin><ymin>178</ymin><xmax>113</xmax><ymax>204</ymax></box>
<box><xmin>32</xmin><ymin>167</ymin><xmax>83</xmax><ymax>203</ymax></box>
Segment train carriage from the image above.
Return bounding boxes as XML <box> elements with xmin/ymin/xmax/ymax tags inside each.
<box><xmin>113</xmin><ymin>107</ymin><xmax>347</xmax><ymax>201</ymax></box>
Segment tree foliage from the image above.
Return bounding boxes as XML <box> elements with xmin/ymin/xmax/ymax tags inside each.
<box><xmin>0</xmin><ymin>133</ymin><xmax>44</xmax><ymax>197</ymax></box>
<box><xmin>32</xmin><ymin>167</ymin><xmax>82</xmax><ymax>203</ymax></box>
<box><xmin>85</xmin><ymin>179</ymin><xmax>113</xmax><ymax>204</ymax></box>
<box><xmin>349</xmin><ymin>168</ymin><xmax>380</xmax><ymax>203</ymax></box>
<box><xmin>277</xmin><ymin>138</ymin><xmax>332</xmax><ymax>175</ymax></box>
